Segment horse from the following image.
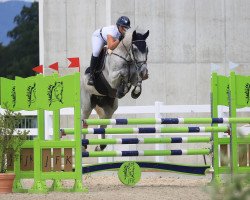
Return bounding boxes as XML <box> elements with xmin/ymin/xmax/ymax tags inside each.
<box><xmin>81</xmin><ymin>29</ymin><xmax>149</xmax><ymax>151</ymax></box>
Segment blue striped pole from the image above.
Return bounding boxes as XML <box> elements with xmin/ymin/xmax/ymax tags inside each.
<box><xmin>81</xmin><ymin>137</ymin><xmax>211</xmax><ymax>146</ymax></box>
<box><xmin>63</xmin><ymin>126</ymin><xmax>229</xmax><ymax>135</ymax></box>
<box><xmin>82</xmin><ymin>149</ymin><xmax>211</xmax><ymax>157</ymax></box>
<box><xmin>82</xmin><ymin>117</ymin><xmax>250</xmax><ymax>125</ymax></box>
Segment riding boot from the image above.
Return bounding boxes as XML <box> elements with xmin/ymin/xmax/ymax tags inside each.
<box><xmin>88</xmin><ymin>55</ymin><xmax>99</xmax><ymax>86</ymax></box>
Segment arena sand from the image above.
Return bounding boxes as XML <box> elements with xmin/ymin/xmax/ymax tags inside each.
<box><xmin>0</xmin><ymin>172</ymin><xmax>212</xmax><ymax>200</ymax></box>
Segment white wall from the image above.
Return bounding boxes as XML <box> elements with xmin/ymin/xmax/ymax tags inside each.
<box><xmin>40</xmin><ymin>0</ymin><xmax>250</xmax><ymax>106</ymax></box>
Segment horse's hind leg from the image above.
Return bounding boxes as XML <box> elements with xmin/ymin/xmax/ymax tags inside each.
<box><xmin>81</xmin><ymin>91</ymin><xmax>93</xmax><ymax>150</ymax></box>
<box><xmin>82</xmin><ymin>109</ymin><xmax>92</xmax><ymax>151</ymax></box>
<box><xmin>95</xmin><ymin>98</ymin><xmax>118</xmax><ymax>151</ymax></box>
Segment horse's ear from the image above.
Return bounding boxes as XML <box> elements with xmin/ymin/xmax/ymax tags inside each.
<box><xmin>132</xmin><ymin>30</ymin><xmax>137</xmax><ymax>40</ymax></box>
<box><xmin>143</xmin><ymin>30</ymin><xmax>149</xmax><ymax>40</ymax></box>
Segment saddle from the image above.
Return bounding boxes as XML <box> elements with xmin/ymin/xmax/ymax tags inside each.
<box><xmin>85</xmin><ymin>48</ymin><xmax>117</xmax><ymax>98</ymax></box>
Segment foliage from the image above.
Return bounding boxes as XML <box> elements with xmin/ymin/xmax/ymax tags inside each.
<box><xmin>0</xmin><ymin>2</ymin><xmax>38</xmax><ymax>79</ymax></box>
<box><xmin>0</xmin><ymin>108</ymin><xmax>29</xmax><ymax>173</ymax></box>
<box><xmin>210</xmin><ymin>174</ymin><xmax>250</xmax><ymax>200</ymax></box>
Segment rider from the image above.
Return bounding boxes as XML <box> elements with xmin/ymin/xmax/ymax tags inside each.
<box><xmin>87</xmin><ymin>16</ymin><xmax>131</xmax><ymax>85</ymax></box>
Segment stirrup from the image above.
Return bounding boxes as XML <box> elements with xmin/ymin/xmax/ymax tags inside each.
<box><xmin>88</xmin><ymin>75</ymin><xmax>94</xmax><ymax>85</ymax></box>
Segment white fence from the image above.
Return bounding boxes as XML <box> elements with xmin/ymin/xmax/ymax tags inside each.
<box><xmin>11</xmin><ymin>101</ymin><xmax>250</xmax><ymax>136</ymax></box>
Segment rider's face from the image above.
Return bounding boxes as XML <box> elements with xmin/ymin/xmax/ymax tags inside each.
<box><xmin>119</xmin><ymin>26</ymin><xmax>128</xmax><ymax>35</ymax></box>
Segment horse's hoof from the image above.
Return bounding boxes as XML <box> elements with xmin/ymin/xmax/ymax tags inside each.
<box><xmin>131</xmin><ymin>88</ymin><xmax>141</xmax><ymax>99</ymax></box>
<box><xmin>82</xmin><ymin>145</ymin><xmax>87</xmax><ymax>152</ymax></box>
<box><xmin>60</xmin><ymin>129</ymin><xmax>66</xmax><ymax>138</ymax></box>
<box><xmin>100</xmin><ymin>145</ymin><xmax>107</xmax><ymax>151</ymax></box>
<box><xmin>95</xmin><ymin>145</ymin><xmax>107</xmax><ymax>151</ymax></box>
<box><xmin>95</xmin><ymin>146</ymin><xmax>102</xmax><ymax>151</ymax></box>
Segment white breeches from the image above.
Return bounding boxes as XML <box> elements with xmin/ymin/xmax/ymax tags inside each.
<box><xmin>92</xmin><ymin>29</ymin><xmax>105</xmax><ymax>57</ymax></box>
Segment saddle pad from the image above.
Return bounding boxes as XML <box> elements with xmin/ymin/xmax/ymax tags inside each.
<box><xmin>85</xmin><ymin>68</ymin><xmax>116</xmax><ymax>98</ymax></box>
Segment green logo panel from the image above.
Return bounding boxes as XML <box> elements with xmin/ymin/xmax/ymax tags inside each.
<box><xmin>15</xmin><ymin>76</ymin><xmax>38</xmax><ymax>110</ymax></box>
<box><xmin>1</xmin><ymin>78</ymin><xmax>17</xmax><ymax>110</ymax></box>
<box><xmin>217</xmin><ymin>75</ymin><xmax>229</xmax><ymax>106</ymax></box>
<box><xmin>118</xmin><ymin>161</ymin><xmax>141</xmax><ymax>186</ymax></box>
<box><xmin>36</xmin><ymin>73</ymin><xmax>79</xmax><ymax>110</ymax></box>
<box><xmin>235</xmin><ymin>75</ymin><xmax>250</xmax><ymax>108</ymax></box>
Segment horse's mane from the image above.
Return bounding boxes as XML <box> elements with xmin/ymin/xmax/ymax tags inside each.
<box><xmin>119</xmin><ymin>28</ymin><xmax>146</xmax><ymax>47</ymax></box>
<box><xmin>117</xmin><ymin>30</ymin><xmax>133</xmax><ymax>49</ymax></box>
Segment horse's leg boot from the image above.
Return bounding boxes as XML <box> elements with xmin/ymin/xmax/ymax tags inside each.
<box><xmin>88</xmin><ymin>55</ymin><xmax>99</xmax><ymax>85</ymax></box>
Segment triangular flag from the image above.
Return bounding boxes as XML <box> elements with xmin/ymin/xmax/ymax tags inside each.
<box><xmin>229</xmin><ymin>61</ymin><xmax>239</xmax><ymax>70</ymax></box>
<box><xmin>211</xmin><ymin>63</ymin><xmax>220</xmax><ymax>72</ymax></box>
<box><xmin>49</xmin><ymin>62</ymin><xmax>59</xmax><ymax>71</ymax></box>
<box><xmin>67</xmin><ymin>57</ymin><xmax>80</xmax><ymax>68</ymax></box>
<box><xmin>32</xmin><ymin>65</ymin><xmax>43</xmax><ymax>74</ymax></box>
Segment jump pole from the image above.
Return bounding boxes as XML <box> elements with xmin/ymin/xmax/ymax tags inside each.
<box><xmin>81</xmin><ymin>137</ymin><xmax>211</xmax><ymax>145</ymax></box>
<box><xmin>82</xmin><ymin>117</ymin><xmax>250</xmax><ymax>125</ymax></box>
<box><xmin>63</xmin><ymin>126</ymin><xmax>229</xmax><ymax>134</ymax></box>
<box><xmin>82</xmin><ymin>149</ymin><xmax>211</xmax><ymax>157</ymax></box>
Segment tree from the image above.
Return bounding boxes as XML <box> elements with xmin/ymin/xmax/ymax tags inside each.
<box><xmin>0</xmin><ymin>2</ymin><xmax>38</xmax><ymax>79</ymax></box>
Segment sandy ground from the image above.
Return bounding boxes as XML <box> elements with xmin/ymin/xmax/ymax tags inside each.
<box><xmin>0</xmin><ymin>172</ymin><xmax>212</xmax><ymax>200</ymax></box>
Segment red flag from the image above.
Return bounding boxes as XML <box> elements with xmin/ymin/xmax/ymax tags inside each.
<box><xmin>49</xmin><ymin>62</ymin><xmax>59</xmax><ymax>71</ymax></box>
<box><xmin>32</xmin><ymin>65</ymin><xmax>43</xmax><ymax>74</ymax></box>
<box><xmin>67</xmin><ymin>57</ymin><xmax>80</xmax><ymax>71</ymax></box>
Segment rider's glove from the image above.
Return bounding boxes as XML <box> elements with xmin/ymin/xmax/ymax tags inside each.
<box><xmin>119</xmin><ymin>35</ymin><xmax>124</xmax><ymax>42</ymax></box>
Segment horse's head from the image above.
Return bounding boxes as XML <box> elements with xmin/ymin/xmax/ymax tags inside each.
<box><xmin>131</xmin><ymin>30</ymin><xmax>149</xmax><ymax>81</ymax></box>
<box><xmin>106</xmin><ymin>29</ymin><xmax>149</xmax><ymax>99</ymax></box>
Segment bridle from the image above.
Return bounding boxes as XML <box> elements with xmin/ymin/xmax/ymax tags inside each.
<box><xmin>111</xmin><ymin>39</ymin><xmax>148</xmax><ymax>71</ymax></box>
<box><xmin>109</xmin><ymin>36</ymin><xmax>148</xmax><ymax>97</ymax></box>
<box><xmin>110</xmin><ymin>38</ymin><xmax>148</xmax><ymax>86</ymax></box>
<box><xmin>131</xmin><ymin>40</ymin><xmax>148</xmax><ymax>70</ymax></box>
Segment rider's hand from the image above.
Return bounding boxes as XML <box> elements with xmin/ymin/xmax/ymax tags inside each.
<box><xmin>119</xmin><ymin>35</ymin><xmax>124</xmax><ymax>41</ymax></box>
<box><xmin>107</xmin><ymin>49</ymin><xmax>113</xmax><ymax>54</ymax></box>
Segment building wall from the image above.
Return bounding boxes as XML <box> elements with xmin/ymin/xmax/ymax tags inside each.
<box><xmin>40</xmin><ymin>0</ymin><xmax>250</xmax><ymax>106</ymax></box>
<box><xmin>39</xmin><ymin>0</ymin><xmax>250</xmax><ymax>165</ymax></box>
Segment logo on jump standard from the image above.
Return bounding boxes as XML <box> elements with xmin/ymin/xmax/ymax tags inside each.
<box><xmin>26</xmin><ymin>83</ymin><xmax>36</xmax><ymax>107</ymax></box>
<box><xmin>245</xmin><ymin>83</ymin><xmax>250</xmax><ymax>104</ymax></box>
<box><xmin>11</xmin><ymin>86</ymin><xmax>16</xmax><ymax>108</ymax></box>
<box><xmin>47</xmin><ymin>81</ymin><xmax>64</xmax><ymax>106</ymax></box>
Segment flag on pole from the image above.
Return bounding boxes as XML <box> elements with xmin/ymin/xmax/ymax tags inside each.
<box><xmin>67</xmin><ymin>57</ymin><xmax>80</xmax><ymax>72</ymax></box>
<box><xmin>210</xmin><ymin>63</ymin><xmax>220</xmax><ymax>72</ymax></box>
<box><xmin>32</xmin><ymin>65</ymin><xmax>43</xmax><ymax>74</ymax></box>
<box><xmin>49</xmin><ymin>62</ymin><xmax>59</xmax><ymax>71</ymax></box>
<box><xmin>229</xmin><ymin>61</ymin><xmax>239</xmax><ymax>70</ymax></box>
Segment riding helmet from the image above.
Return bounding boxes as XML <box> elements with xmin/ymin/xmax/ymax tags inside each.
<box><xmin>116</xmin><ymin>16</ymin><xmax>131</xmax><ymax>29</ymax></box>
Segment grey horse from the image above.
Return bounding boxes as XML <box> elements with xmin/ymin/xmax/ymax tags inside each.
<box><xmin>81</xmin><ymin>29</ymin><xmax>149</xmax><ymax>151</ymax></box>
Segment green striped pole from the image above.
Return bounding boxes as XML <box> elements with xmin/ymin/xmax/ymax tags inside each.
<box><xmin>64</xmin><ymin>126</ymin><xmax>229</xmax><ymax>134</ymax></box>
<box><xmin>82</xmin><ymin>117</ymin><xmax>250</xmax><ymax>125</ymax></box>
<box><xmin>82</xmin><ymin>149</ymin><xmax>211</xmax><ymax>157</ymax></box>
<box><xmin>82</xmin><ymin>137</ymin><xmax>211</xmax><ymax>145</ymax></box>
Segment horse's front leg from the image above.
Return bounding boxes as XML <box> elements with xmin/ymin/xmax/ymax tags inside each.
<box><xmin>131</xmin><ymin>78</ymin><xmax>142</xmax><ymax>99</ymax></box>
<box><xmin>116</xmin><ymin>79</ymin><xmax>128</xmax><ymax>99</ymax></box>
<box><xmin>124</xmin><ymin>83</ymin><xmax>132</xmax><ymax>94</ymax></box>
<box><xmin>111</xmin><ymin>68</ymin><xmax>129</xmax><ymax>98</ymax></box>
